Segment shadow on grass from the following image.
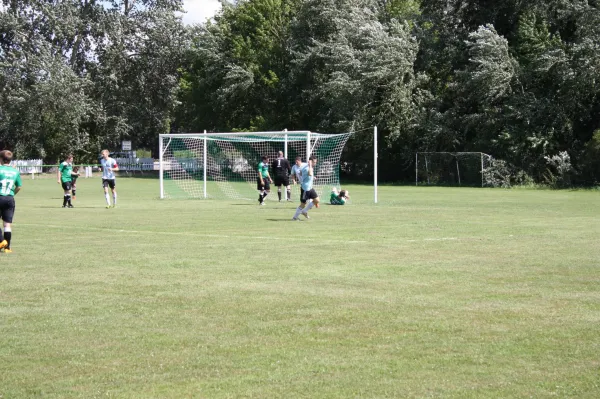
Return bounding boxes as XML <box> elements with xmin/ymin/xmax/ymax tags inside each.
<box><xmin>38</xmin><ymin>206</ymin><xmax>105</xmax><ymax>209</ymax></box>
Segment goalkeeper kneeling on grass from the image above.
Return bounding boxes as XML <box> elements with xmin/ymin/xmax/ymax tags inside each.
<box><xmin>330</xmin><ymin>187</ymin><xmax>349</xmax><ymax>205</ymax></box>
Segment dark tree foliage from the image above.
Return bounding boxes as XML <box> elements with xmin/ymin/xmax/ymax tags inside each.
<box><xmin>2</xmin><ymin>0</ymin><xmax>599</xmax><ymax>183</ymax></box>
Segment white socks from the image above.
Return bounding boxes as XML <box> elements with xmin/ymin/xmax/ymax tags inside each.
<box><xmin>293</xmin><ymin>207</ymin><xmax>303</xmax><ymax>219</ymax></box>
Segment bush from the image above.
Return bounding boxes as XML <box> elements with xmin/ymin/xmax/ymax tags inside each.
<box><xmin>483</xmin><ymin>157</ymin><xmax>512</xmax><ymax>188</ymax></box>
<box><xmin>543</xmin><ymin>151</ymin><xmax>572</xmax><ymax>188</ymax></box>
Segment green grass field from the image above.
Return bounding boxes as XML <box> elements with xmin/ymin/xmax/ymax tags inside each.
<box><xmin>1</xmin><ymin>177</ymin><xmax>599</xmax><ymax>398</ymax></box>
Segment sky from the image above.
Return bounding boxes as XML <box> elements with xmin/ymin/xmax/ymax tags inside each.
<box><xmin>181</xmin><ymin>0</ymin><xmax>222</xmax><ymax>25</ymax></box>
<box><xmin>0</xmin><ymin>1</ymin><xmax>222</xmax><ymax>25</ymax></box>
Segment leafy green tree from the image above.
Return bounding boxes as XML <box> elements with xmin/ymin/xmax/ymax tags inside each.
<box><xmin>0</xmin><ymin>0</ymin><xmax>186</xmax><ymax>161</ymax></box>
<box><xmin>0</xmin><ymin>2</ymin><xmax>94</xmax><ymax>160</ymax></box>
<box><xmin>176</xmin><ymin>0</ymin><xmax>301</xmax><ymax>133</ymax></box>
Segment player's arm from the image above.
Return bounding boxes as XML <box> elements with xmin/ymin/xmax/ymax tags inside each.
<box><xmin>14</xmin><ymin>175</ymin><xmax>22</xmax><ymax>195</ymax></box>
<box><xmin>110</xmin><ymin>162</ymin><xmax>119</xmax><ymax>172</ymax></box>
<box><xmin>56</xmin><ymin>164</ymin><xmax>62</xmax><ymax>183</ymax></box>
<box><xmin>258</xmin><ymin>168</ymin><xmax>264</xmax><ymax>185</ymax></box>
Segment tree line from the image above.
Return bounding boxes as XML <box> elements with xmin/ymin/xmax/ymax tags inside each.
<box><xmin>1</xmin><ymin>0</ymin><xmax>599</xmax><ymax>184</ymax></box>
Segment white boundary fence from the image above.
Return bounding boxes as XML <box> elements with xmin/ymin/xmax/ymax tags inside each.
<box><xmin>114</xmin><ymin>157</ymin><xmax>155</xmax><ymax>171</ymax></box>
<box><xmin>13</xmin><ymin>159</ymin><xmax>43</xmax><ymax>173</ymax></box>
<box><xmin>13</xmin><ymin>158</ymin><xmax>157</xmax><ymax>178</ymax></box>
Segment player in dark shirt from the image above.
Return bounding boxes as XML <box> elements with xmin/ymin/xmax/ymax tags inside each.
<box><xmin>71</xmin><ymin>166</ymin><xmax>80</xmax><ymax>200</ymax></box>
<box><xmin>271</xmin><ymin>151</ymin><xmax>292</xmax><ymax>202</ymax></box>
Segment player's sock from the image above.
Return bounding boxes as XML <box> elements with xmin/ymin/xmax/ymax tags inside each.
<box><xmin>113</xmin><ymin>193</ymin><xmax>117</xmax><ymax>206</ymax></box>
<box><xmin>3</xmin><ymin>227</ymin><xmax>11</xmax><ymax>249</ymax></box>
<box><xmin>63</xmin><ymin>195</ymin><xmax>68</xmax><ymax>207</ymax></box>
<box><xmin>67</xmin><ymin>194</ymin><xmax>72</xmax><ymax>206</ymax></box>
<box><xmin>305</xmin><ymin>202</ymin><xmax>315</xmax><ymax>212</ymax></box>
<box><xmin>278</xmin><ymin>189</ymin><xmax>282</xmax><ymax>201</ymax></box>
<box><xmin>72</xmin><ymin>189</ymin><xmax>76</xmax><ymax>199</ymax></box>
<box><xmin>258</xmin><ymin>191</ymin><xmax>264</xmax><ymax>203</ymax></box>
<box><xmin>262</xmin><ymin>192</ymin><xmax>268</xmax><ymax>200</ymax></box>
<box><xmin>105</xmin><ymin>193</ymin><xmax>111</xmax><ymax>205</ymax></box>
<box><xmin>286</xmin><ymin>189</ymin><xmax>291</xmax><ymax>200</ymax></box>
<box><xmin>293</xmin><ymin>207</ymin><xmax>303</xmax><ymax>219</ymax></box>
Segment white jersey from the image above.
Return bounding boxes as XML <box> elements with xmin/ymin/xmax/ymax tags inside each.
<box><xmin>101</xmin><ymin>157</ymin><xmax>118</xmax><ymax>180</ymax></box>
<box><xmin>291</xmin><ymin>162</ymin><xmax>307</xmax><ymax>182</ymax></box>
<box><xmin>300</xmin><ymin>164</ymin><xmax>314</xmax><ymax>191</ymax></box>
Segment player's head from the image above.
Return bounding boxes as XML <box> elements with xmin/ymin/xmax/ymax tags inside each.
<box><xmin>309</xmin><ymin>155</ymin><xmax>318</xmax><ymax>165</ymax></box>
<box><xmin>278</xmin><ymin>151</ymin><xmax>284</xmax><ymax>158</ymax></box>
<box><xmin>101</xmin><ymin>149</ymin><xmax>109</xmax><ymax>159</ymax></box>
<box><xmin>73</xmin><ymin>166</ymin><xmax>79</xmax><ymax>172</ymax></box>
<box><xmin>295</xmin><ymin>156</ymin><xmax>302</xmax><ymax>166</ymax></box>
<box><xmin>262</xmin><ymin>155</ymin><xmax>269</xmax><ymax>162</ymax></box>
<box><xmin>340</xmin><ymin>190</ymin><xmax>349</xmax><ymax>199</ymax></box>
<box><xmin>65</xmin><ymin>154</ymin><xmax>73</xmax><ymax>162</ymax></box>
<box><xmin>0</xmin><ymin>150</ymin><xmax>13</xmax><ymax>165</ymax></box>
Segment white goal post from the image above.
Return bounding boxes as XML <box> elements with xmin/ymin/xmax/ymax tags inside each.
<box><xmin>159</xmin><ymin>130</ymin><xmax>352</xmax><ymax>200</ymax></box>
<box><xmin>415</xmin><ymin>152</ymin><xmax>492</xmax><ymax>187</ymax></box>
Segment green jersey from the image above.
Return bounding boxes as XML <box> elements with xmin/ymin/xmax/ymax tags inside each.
<box><xmin>0</xmin><ymin>165</ymin><xmax>22</xmax><ymax>197</ymax></box>
<box><xmin>59</xmin><ymin>161</ymin><xmax>73</xmax><ymax>183</ymax></box>
<box><xmin>258</xmin><ymin>162</ymin><xmax>269</xmax><ymax>178</ymax></box>
<box><xmin>330</xmin><ymin>191</ymin><xmax>346</xmax><ymax>205</ymax></box>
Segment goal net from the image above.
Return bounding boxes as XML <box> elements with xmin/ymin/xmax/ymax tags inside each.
<box><xmin>416</xmin><ymin>152</ymin><xmax>492</xmax><ymax>187</ymax></box>
<box><xmin>159</xmin><ymin>131</ymin><xmax>352</xmax><ymax>200</ymax></box>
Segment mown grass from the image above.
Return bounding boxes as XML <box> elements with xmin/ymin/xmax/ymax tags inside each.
<box><xmin>1</xmin><ymin>177</ymin><xmax>599</xmax><ymax>398</ymax></box>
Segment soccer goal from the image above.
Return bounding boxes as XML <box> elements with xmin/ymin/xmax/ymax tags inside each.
<box><xmin>158</xmin><ymin>130</ymin><xmax>352</xmax><ymax>200</ymax></box>
<box><xmin>415</xmin><ymin>152</ymin><xmax>492</xmax><ymax>187</ymax></box>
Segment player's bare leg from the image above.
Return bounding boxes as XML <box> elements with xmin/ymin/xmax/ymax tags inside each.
<box><xmin>104</xmin><ymin>187</ymin><xmax>111</xmax><ymax>208</ymax></box>
<box><xmin>1</xmin><ymin>222</ymin><xmax>12</xmax><ymax>253</ymax></box>
<box><xmin>303</xmin><ymin>197</ymin><xmax>319</xmax><ymax>218</ymax></box>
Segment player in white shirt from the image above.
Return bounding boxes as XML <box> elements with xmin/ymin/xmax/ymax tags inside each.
<box><xmin>290</xmin><ymin>156</ymin><xmax>307</xmax><ymax>202</ymax></box>
<box><xmin>100</xmin><ymin>149</ymin><xmax>120</xmax><ymax>208</ymax></box>
<box><xmin>292</xmin><ymin>156</ymin><xmax>319</xmax><ymax>220</ymax></box>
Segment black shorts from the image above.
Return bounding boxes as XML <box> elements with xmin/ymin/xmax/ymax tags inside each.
<box><xmin>0</xmin><ymin>195</ymin><xmax>16</xmax><ymax>223</ymax></box>
<box><xmin>274</xmin><ymin>175</ymin><xmax>289</xmax><ymax>187</ymax></box>
<box><xmin>301</xmin><ymin>188</ymin><xmax>318</xmax><ymax>204</ymax></box>
<box><xmin>102</xmin><ymin>179</ymin><xmax>116</xmax><ymax>189</ymax></box>
<box><xmin>299</xmin><ymin>187</ymin><xmax>304</xmax><ymax>202</ymax></box>
<box><xmin>61</xmin><ymin>181</ymin><xmax>72</xmax><ymax>191</ymax></box>
<box><xmin>257</xmin><ymin>177</ymin><xmax>270</xmax><ymax>191</ymax></box>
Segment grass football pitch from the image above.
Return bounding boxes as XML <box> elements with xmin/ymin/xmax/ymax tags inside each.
<box><xmin>1</xmin><ymin>177</ymin><xmax>599</xmax><ymax>398</ymax></box>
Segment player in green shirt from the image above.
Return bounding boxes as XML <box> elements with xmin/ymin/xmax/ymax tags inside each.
<box><xmin>0</xmin><ymin>150</ymin><xmax>22</xmax><ymax>253</ymax></box>
<box><xmin>57</xmin><ymin>154</ymin><xmax>75</xmax><ymax>208</ymax></box>
<box><xmin>257</xmin><ymin>155</ymin><xmax>273</xmax><ymax>205</ymax></box>
<box><xmin>330</xmin><ymin>187</ymin><xmax>349</xmax><ymax>205</ymax></box>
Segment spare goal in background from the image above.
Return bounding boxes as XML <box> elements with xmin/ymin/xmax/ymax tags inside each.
<box><xmin>416</xmin><ymin>152</ymin><xmax>493</xmax><ymax>187</ymax></box>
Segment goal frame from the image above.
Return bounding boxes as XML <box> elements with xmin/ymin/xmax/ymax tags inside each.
<box><xmin>158</xmin><ymin>130</ymin><xmax>347</xmax><ymax>200</ymax></box>
<box><xmin>415</xmin><ymin>152</ymin><xmax>492</xmax><ymax>187</ymax></box>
